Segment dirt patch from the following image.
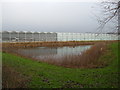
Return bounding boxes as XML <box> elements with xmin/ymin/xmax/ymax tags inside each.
<box><xmin>61</xmin><ymin>80</ymin><xmax>84</xmax><ymax>88</ymax></box>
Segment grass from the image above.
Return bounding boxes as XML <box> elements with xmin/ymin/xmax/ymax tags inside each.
<box><xmin>2</xmin><ymin>42</ymin><xmax>119</xmax><ymax>88</ymax></box>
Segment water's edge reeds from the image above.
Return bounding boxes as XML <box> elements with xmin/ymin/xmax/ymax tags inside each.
<box><xmin>2</xmin><ymin>41</ymin><xmax>114</xmax><ymax>68</ymax></box>
<box><xmin>1</xmin><ymin>40</ymin><xmax>118</xmax><ymax>49</ymax></box>
<box><xmin>37</xmin><ymin>42</ymin><xmax>108</xmax><ymax>68</ymax></box>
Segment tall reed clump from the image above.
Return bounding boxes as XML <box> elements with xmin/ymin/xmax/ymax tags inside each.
<box><xmin>41</xmin><ymin>42</ymin><xmax>107</xmax><ymax>68</ymax></box>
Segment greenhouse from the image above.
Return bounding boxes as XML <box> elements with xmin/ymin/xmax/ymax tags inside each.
<box><xmin>1</xmin><ymin>31</ymin><xmax>119</xmax><ymax>42</ymax></box>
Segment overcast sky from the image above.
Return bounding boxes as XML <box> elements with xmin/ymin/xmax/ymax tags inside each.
<box><xmin>1</xmin><ymin>0</ymin><xmax>116</xmax><ymax>33</ymax></box>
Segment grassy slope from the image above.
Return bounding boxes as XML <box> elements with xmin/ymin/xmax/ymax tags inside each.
<box><xmin>2</xmin><ymin>42</ymin><xmax>118</xmax><ymax>88</ymax></box>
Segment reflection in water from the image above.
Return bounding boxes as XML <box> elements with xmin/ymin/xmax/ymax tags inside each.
<box><xmin>17</xmin><ymin>45</ymin><xmax>91</xmax><ymax>60</ymax></box>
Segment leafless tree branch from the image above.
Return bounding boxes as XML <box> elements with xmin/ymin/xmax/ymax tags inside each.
<box><xmin>96</xmin><ymin>0</ymin><xmax>120</xmax><ymax>34</ymax></box>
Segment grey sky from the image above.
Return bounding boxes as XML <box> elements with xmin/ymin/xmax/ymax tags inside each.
<box><xmin>2</xmin><ymin>1</ymin><xmax>114</xmax><ymax>33</ymax></box>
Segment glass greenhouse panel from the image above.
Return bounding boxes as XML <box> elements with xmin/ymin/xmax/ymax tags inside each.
<box><xmin>19</xmin><ymin>32</ymin><xmax>25</xmax><ymax>42</ymax></box>
<box><xmin>26</xmin><ymin>32</ymin><xmax>33</xmax><ymax>42</ymax></box>
<box><xmin>33</xmin><ymin>32</ymin><xmax>39</xmax><ymax>41</ymax></box>
<box><xmin>39</xmin><ymin>33</ymin><xmax>46</xmax><ymax>41</ymax></box>
<box><xmin>11</xmin><ymin>31</ymin><xmax>19</xmax><ymax>42</ymax></box>
<box><xmin>2</xmin><ymin>31</ymin><xmax>10</xmax><ymax>42</ymax></box>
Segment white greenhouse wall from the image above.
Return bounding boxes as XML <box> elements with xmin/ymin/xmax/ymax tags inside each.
<box><xmin>1</xmin><ymin>31</ymin><xmax>119</xmax><ymax>42</ymax></box>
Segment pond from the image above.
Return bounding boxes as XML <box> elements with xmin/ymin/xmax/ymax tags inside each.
<box><xmin>17</xmin><ymin>45</ymin><xmax>92</xmax><ymax>61</ymax></box>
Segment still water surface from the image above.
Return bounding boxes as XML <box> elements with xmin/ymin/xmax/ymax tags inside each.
<box><xmin>17</xmin><ymin>45</ymin><xmax>92</xmax><ymax>60</ymax></box>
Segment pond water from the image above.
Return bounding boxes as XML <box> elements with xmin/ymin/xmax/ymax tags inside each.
<box><xmin>17</xmin><ymin>45</ymin><xmax>92</xmax><ymax>60</ymax></box>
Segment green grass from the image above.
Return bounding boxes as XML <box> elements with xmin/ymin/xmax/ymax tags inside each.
<box><xmin>2</xmin><ymin>42</ymin><xmax>119</xmax><ymax>88</ymax></box>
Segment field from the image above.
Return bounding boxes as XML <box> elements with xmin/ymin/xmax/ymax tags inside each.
<box><xmin>2</xmin><ymin>42</ymin><xmax>119</xmax><ymax>88</ymax></box>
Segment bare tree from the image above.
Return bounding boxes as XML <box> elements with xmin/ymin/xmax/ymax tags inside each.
<box><xmin>97</xmin><ymin>0</ymin><xmax>120</xmax><ymax>33</ymax></box>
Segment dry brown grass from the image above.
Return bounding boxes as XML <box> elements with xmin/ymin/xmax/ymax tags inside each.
<box><xmin>40</xmin><ymin>42</ymin><xmax>107</xmax><ymax>68</ymax></box>
<box><xmin>2</xmin><ymin>65</ymin><xmax>29</xmax><ymax>88</ymax></box>
<box><xmin>1</xmin><ymin>40</ymin><xmax>118</xmax><ymax>49</ymax></box>
<box><xmin>2</xmin><ymin>41</ymin><xmax>100</xmax><ymax>49</ymax></box>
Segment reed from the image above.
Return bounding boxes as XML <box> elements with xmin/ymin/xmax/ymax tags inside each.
<box><xmin>2</xmin><ymin>40</ymin><xmax>118</xmax><ymax>49</ymax></box>
<box><xmin>1</xmin><ymin>41</ymin><xmax>107</xmax><ymax>49</ymax></box>
<box><xmin>2</xmin><ymin>41</ymin><xmax>117</xmax><ymax>68</ymax></box>
<box><xmin>40</xmin><ymin>42</ymin><xmax>107</xmax><ymax>68</ymax></box>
